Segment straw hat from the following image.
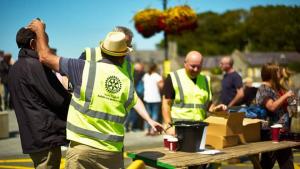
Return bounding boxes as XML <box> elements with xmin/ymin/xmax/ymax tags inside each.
<box><xmin>100</xmin><ymin>32</ymin><xmax>131</xmax><ymax>57</ymax></box>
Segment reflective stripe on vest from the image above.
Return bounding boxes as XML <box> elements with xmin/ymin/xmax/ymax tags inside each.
<box><xmin>67</xmin><ymin>122</ymin><xmax>124</xmax><ymax>142</ymax></box>
<box><xmin>170</xmin><ymin>69</ymin><xmax>211</xmax><ymax>122</ymax></box>
<box><xmin>70</xmin><ymin>99</ymin><xmax>125</xmax><ymax>124</ymax></box>
<box><xmin>172</xmin><ymin>71</ymin><xmax>208</xmax><ymax>109</ymax></box>
<box><xmin>84</xmin><ymin>56</ymin><xmax>96</xmax><ymax>108</ymax></box>
<box><xmin>85</xmin><ymin>47</ymin><xmax>102</xmax><ymax>62</ymax></box>
<box><xmin>67</xmin><ymin>61</ymin><xmax>136</xmax><ymax>152</ymax></box>
<box><xmin>124</xmin><ymin>59</ymin><xmax>134</xmax><ymax>109</ymax></box>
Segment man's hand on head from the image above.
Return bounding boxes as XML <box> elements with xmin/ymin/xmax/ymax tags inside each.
<box><xmin>27</xmin><ymin>18</ymin><xmax>46</xmax><ymax>34</ymax></box>
<box><xmin>26</xmin><ymin>18</ymin><xmax>53</xmax><ymax>65</ymax></box>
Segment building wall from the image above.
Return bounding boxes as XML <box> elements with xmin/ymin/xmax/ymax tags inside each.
<box><xmin>232</xmin><ymin>50</ymin><xmax>249</xmax><ymax>79</ymax></box>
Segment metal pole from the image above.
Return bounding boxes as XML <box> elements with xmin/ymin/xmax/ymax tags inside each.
<box><xmin>163</xmin><ymin>0</ymin><xmax>168</xmax><ymax>60</ymax></box>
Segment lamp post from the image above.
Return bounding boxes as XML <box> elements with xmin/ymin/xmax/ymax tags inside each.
<box><xmin>162</xmin><ymin>0</ymin><xmax>171</xmax><ymax>77</ymax></box>
<box><xmin>163</xmin><ymin>0</ymin><xmax>168</xmax><ymax>60</ymax></box>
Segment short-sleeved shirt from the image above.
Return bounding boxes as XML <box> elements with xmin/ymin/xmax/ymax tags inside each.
<box><xmin>142</xmin><ymin>72</ymin><xmax>162</xmax><ymax>103</ymax></box>
<box><xmin>59</xmin><ymin>58</ymin><xmax>85</xmax><ymax>93</ymax></box>
<box><xmin>256</xmin><ymin>84</ymin><xmax>289</xmax><ymax>129</ymax></box>
<box><xmin>59</xmin><ymin>57</ymin><xmax>123</xmax><ymax>93</ymax></box>
<box><xmin>220</xmin><ymin>71</ymin><xmax>243</xmax><ymax>105</ymax></box>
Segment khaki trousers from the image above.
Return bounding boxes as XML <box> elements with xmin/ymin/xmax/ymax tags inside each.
<box><xmin>65</xmin><ymin>141</ymin><xmax>123</xmax><ymax>169</ymax></box>
<box><xmin>29</xmin><ymin>146</ymin><xmax>61</xmax><ymax>169</ymax></box>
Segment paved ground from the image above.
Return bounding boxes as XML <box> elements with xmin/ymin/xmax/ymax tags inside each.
<box><xmin>1</xmin><ymin>110</ymin><xmax>300</xmax><ymax>169</ymax></box>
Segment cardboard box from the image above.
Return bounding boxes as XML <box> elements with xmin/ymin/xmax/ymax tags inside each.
<box><xmin>204</xmin><ymin>111</ymin><xmax>244</xmax><ymax>136</ymax></box>
<box><xmin>243</xmin><ymin>118</ymin><xmax>261</xmax><ymax>142</ymax></box>
<box><xmin>204</xmin><ymin>112</ymin><xmax>245</xmax><ymax>148</ymax></box>
<box><xmin>206</xmin><ymin>134</ymin><xmax>240</xmax><ymax>149</ymax></box>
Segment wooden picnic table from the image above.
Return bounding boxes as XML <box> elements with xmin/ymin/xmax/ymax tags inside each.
<box><xmin>127</xmin><ymin>141</ymin><xmax>300</xmax><ymax>169</ymax></box>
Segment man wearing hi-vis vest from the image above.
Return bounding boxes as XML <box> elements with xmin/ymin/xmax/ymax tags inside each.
<box><xmin>78</xmin><ymin>26</ymin><xmax>145</xmax><ymax>133</ymax></box>
<box><xmin>162</xmin><ymin>51</ymin><xmax>227</xmax><ymax>136</ymax></box>
<box><xmin>28</xmin><ymin>19</ymin><xmax>163</xmax><ymax>169</ymax></box>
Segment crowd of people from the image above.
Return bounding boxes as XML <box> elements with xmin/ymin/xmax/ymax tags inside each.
<box><xmin>2</xmin><ymin>18</ymin><xmax>298</xmax><ymax>169</ymax></box>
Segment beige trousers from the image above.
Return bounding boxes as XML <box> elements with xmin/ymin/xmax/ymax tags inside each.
<box><xmin>65</xmin><ymin>141</ymin><xmax>123</xmax><ymax>169</ymax></box>
<box><xmin>29</xmin><ymin>146</ymin><xmax>61</xmax><ymax>169</ymax></box>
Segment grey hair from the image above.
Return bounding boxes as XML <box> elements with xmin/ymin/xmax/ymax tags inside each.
<box><xmin>113</xmin><ymin>26</ymin><xmax>133</xmax><ymax>38</ymax></box>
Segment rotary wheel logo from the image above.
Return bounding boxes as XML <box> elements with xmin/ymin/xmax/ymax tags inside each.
<box><xmin>105</xmin><ymin>76</ymin><xmax>122</xmax><ymax>93</ymax></box>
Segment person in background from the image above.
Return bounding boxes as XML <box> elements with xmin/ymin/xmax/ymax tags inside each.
<box><xmin>0</xmin><ymin>50</ymin><xmax>4</xmax><ymax>61</ymax></box>
<box><xmin>279</xmin><ymin>66</ymin><xmax>293</xmax><ymax>91</ymax></box>
<box><xmin>0</xmin><ymin>53</ymin><xmax>13</xmax><ymax>110</ymax></box>
<box><xmin>28</xmin><ymin>19</ymin><xmax>163</xmax><ymax>169</ymax></box>
<box><xmin>134</xmin><ymin>62</ymin><xmax>145</xmax><ymax>98</ymax></box>
<box><xmin>256</xmin><ymin>63</ymin><xmax>295</xmax><ymax>169</ymax></box>
<box><xmin>219</xmin><ymin>56</ymin><xmax>244</xmax><ymax>107</ymax></box>
<box><xmin>162</xmin><ymin>51</ymin><xmax>227</xmax><ymax>135</ymax></box>
<box><xmin>142</xmin><ymin>63</ymin><xmax>163</xmax><ymax>135</ymax></box>
<box><xmin>0</xmin><ymin>50</ymin><xmax>4</xmax><ymax>111</ymax></box>
<box><xmin>278</xmin><ymin>66</ymin><xmax>298</xmax><ymax>135</ymax></box>
<box><xmin>50</xmin><ymin>48</ymin><xmax>71</xmax><ymax>91</ymax></box>
<box><xmin>125</xmin><ymin>62</ymin><xmax>145</xmax><ymax>132</ymax></box>
<box><xmin>8</xmin><ymin>27</ymin><xmax>71</xmax><ymax>169</ymax></box>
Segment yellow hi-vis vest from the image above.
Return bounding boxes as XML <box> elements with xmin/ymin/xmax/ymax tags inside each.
<box><xmin>170</xmin><ymin>69</ymin><xmax>212</xmax><ymax>122</ymax></box>
<box><xmin>84</xmin><ymin>47</ymin><xmax>102</xmax><ymax>62</ymax></box>
<box><xmin>66</xmin><ymin>60</ymin><xmax>137</xmax><ymax>152</ymax></box>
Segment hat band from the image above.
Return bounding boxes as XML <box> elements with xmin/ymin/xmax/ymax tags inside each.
<box><xmin>101</xmin><ymin>45</ymin><xmax>128</xmax><ymax>56</ymax></box>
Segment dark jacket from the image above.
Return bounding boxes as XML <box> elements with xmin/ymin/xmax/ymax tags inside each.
<box><xmin>8</xmin><ymin>48</ymin><xmax>71</xmax><ymax>154</ymax></box>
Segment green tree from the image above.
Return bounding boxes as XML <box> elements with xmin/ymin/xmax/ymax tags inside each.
<box><xmin>157</xmin><ymin>5</ymin><xmax>300</xmax><ymax>56</ymax></box>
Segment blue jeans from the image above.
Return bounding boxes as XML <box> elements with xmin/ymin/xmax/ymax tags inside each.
<box><xmin>144</xmin><ymin>102</ymin><xmax>161</xmax><ymax>130</ymax></box>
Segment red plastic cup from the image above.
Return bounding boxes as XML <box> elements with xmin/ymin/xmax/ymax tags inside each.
<box><xmin>168</xmin><ymin>137</ymin><xmax>178</xmax><ymax>152</ymax></box>
<box><xmin>271</xmin><ymin>124</ymin><xmax>283</xmax><ymax>143</ymax></box>
<box><xmin>163</xmin><ymin>135</ymin><xmax>172</xmax><ymax>149</ymax></box>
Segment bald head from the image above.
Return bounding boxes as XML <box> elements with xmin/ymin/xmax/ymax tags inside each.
<box><xmin>184</xmin><ymin>51</ymin><xmax>203</xmax><ymax>79</ymax></box>
<box><xmin>185</xmin><ymin>51</ymin><xmax>203</xmax><ymax>63</ymax></box>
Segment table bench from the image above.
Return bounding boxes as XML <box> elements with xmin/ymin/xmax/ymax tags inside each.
<box><xmin>127</xmin><ymin>141</ymin><xmax>300</xmax><ymax>169</ymax></box>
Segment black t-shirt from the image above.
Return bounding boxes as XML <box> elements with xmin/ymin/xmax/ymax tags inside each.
<box><xmin>241</xmin><ymin>86</ymin><xmax>258</xmax><ymax>106</ymax></box>
<box><xmin>220</xmin><ymin>71</ymin><xmax>243</xmax><ymax>105</ymax></box>
<box><xmin>162</xmin><ymin>74</ymin><xmax>197</xmax><ymax>99</ymax></box>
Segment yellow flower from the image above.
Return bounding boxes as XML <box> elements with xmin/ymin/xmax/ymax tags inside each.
<box><xmin>133</xmin><ymin>8</ymin><xmax>164</xmax><ymax>38</ymax></box>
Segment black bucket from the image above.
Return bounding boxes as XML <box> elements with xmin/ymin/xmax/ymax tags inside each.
<box><xmin>174</xmin><ymin>121</ymin><xmax>208</xmax><ymax>152</ymax></box>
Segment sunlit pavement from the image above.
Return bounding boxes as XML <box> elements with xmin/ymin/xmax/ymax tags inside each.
<box><xmin>1</xmin><ymin>111</ymin><xmax>300</xmax><ymax>169</ymax></box>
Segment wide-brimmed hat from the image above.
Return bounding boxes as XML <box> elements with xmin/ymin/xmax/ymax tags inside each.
<box><xmin>100</xmin><ymin>32</ymin><xmax>131</xmax><ymax>57</ymax></box>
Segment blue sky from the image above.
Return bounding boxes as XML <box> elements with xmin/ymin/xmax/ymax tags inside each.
<box><xmin>1</xmin><ymin>0</ymin><xmax>299</xmax><ymax>59</ymax></box>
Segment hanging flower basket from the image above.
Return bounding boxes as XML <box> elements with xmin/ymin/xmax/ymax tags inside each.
<box><xmin>133</xmin><ymin>8</ymin><xmax>165</xmax><ymax>38</ymax></box>
<box><xmin>164</xmin><ymin>5</ymin><xmax>197</xmax><ymax>34</ymax></box>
